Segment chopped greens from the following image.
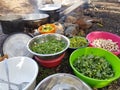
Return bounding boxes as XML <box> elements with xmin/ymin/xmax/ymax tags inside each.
<box><xmin>30</xmin><ymin>38</ymin><xmax>66</xmax><ymax>54</ymax></box>
<box><xmin>73</xmin><ymin>54</ymin><xmax>114</xmax><ymax>80</ymax></box>
<box><xmin>69</xmin><ymin>36</ymin><xmax>88</xmax><ymax>48</ymax></box>
<box><xmin>42</xmin><ymin>24</ymin><xmax>53</xmax><ymax>32</ymax></box>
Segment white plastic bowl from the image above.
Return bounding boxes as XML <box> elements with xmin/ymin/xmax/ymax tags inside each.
<box><xmin>0</xmin><ymin>57</ymin><xmax>39</xmax><ymax>90</ymax></box>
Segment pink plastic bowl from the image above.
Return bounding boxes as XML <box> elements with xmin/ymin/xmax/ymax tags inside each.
<box><xmin>34</xmin><ymin>53</ymin><xmax>65</xmax><ymax>68</ymax></box>
<box><xmin>86</xmin><ymin>31</ymin><xmax>120</xmax><ymax>55</ymax></box>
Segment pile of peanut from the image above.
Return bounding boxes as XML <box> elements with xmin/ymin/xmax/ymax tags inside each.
<box><xmin>92</xmin><ymin>39</ymin><xmax>119</xmax><ymax>52</ymax></box>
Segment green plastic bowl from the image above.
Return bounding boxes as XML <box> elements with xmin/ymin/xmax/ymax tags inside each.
<box><xmin>69</xmin><ymin>47</ymin><xmax>120</xmax><ymax>88</ymax></box>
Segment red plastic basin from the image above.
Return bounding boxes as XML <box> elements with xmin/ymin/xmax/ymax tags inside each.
<box><xmin>86</xmin><ymin>31</ymin><xmax>120</xmax><ymax>55</ymax></box>
<box><xmin>34</xmin><ymin>53</ymin><xmax>65</xmax><ymax>68</ymax></box>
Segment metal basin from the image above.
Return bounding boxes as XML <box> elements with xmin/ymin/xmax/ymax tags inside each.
<box><xmin>35</xmin><ymin>73</ymin><xmax>92</xmax><ymax>90</ymax></box>
<box><xmin>27</xmin><ymin>33</ymin><xmax>70</xmax><ymax>60</ymax></box>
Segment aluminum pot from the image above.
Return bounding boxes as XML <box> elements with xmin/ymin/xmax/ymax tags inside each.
<box><xmin>23</xmin><ymin>13</ymin><xmax>49</xmax><ymax>29</ymax></box>
<box><xmin>0</xmin><ymin>15</ymin><xmax>24</xmax><ymax>34</ymax></box>
<box><xmin>39</xmin><ymin>4</ymin><xmax>61</xmax><ymax>23</ymax></box>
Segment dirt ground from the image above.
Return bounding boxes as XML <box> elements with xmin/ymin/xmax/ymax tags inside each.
<box><xmin>0</xmin><ymin>0</ymin><xmax>120</xmax><ymax>90</ymax></box>
<box><xmin>85</xmin><ymin>1</ymin><xmax>120</xmax><ymax>36</ymax></box>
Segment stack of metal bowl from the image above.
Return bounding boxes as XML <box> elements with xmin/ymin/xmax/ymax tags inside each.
<box><xmin>27</xmin><ymin>33</ymin><xmax>70</xmax><ymax>68</ymax></box>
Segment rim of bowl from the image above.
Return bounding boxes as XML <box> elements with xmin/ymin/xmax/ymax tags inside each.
<box><xmin>22</xmin><ymin>13</ymin><xmax>49</xmax><ymax>21</ymax></box>
<box><xmin>39</xmin><ymin>4</ymin><xmax>62</xmax><ymax>11</ymax></box>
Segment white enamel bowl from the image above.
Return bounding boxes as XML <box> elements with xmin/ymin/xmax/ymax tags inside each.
<box><xmin>0</xmin><ymin>56</ymin><xmax>39</xmax><ymax>90</ymax></box>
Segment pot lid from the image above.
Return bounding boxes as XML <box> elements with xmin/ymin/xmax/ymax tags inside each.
<box><xmin>22</xmin><ymin>14</ymin><xmax>49</xmax><ymax>21</ymax></box>
<box><xmin>2</xmin><ymin>33</ymin><xmax>33</xmax><ymax>58</ymax></box>
<box><xmin>0</xmin><ymin>15</ymin><xmax>22</xmax><ymax>21</ymax></box>
<box><xmin>39</xmin><ymin>4</ymin><xmax>61</xmax><ymax>11</ymax></box>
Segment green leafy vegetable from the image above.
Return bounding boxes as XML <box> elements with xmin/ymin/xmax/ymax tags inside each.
<box><xmin>70</xmin><ymin>36</ymin><xmax>88</xmax><ymax>48</ymax></box>
<box><xmin>42</xmin><ymin>24</ymin><xmax>53</xmax><ymax>31</ymax></box>
<box><xmin>30</xmin><ymin>38</ymin><xmax>66</xmax><ymax>54</ymax></box>
<box><xmin>73</xmin><ymin>54</ymin><xmax>114</xmax><ymax>80</ymax></box>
